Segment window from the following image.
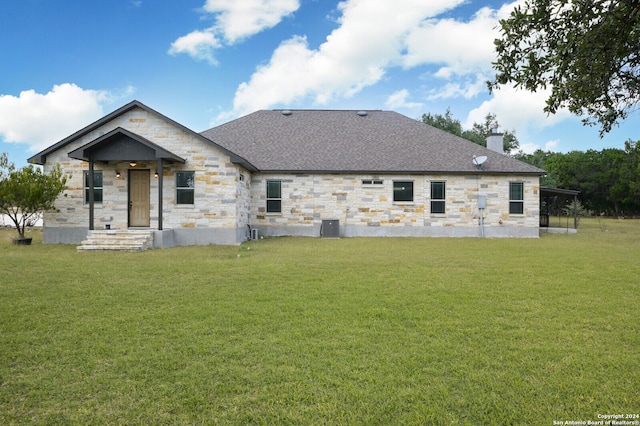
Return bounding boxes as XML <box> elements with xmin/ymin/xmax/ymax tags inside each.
<box><xmin>509</xmin><ymin>182</ymin><xmax>524</xmax><ymax>214</ymax></box>
<box><xmin>431</xmin><ymin>181</ymin><xmax>446</xmax><ymax>214</ymax></box>
<box><xmin>176</xmin><ymin>171</ymin><xmax>195</xmax><ymax>204</ymax></box>
<box><xmin>266</xmin><ymin>180</ymin><xmax>282</xmax><ymax>213</ymax></box>
<box><xmin>362</xmin><ymin>179</ymin><xmax>384</xmax><ymax>185</ymax></box>
<box><xmin>393</xmin><ymin>181</ymin><xmax>413</xmax><ymax>202</ymax></box>
<box><xmin>84</xmin><ymin>171</ymin><xmax>103</xmax><ymax>204</ymax></box>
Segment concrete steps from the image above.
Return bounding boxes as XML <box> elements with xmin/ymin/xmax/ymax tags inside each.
<box><xmin>77</xmin><ymin>230</ymin><xmax>154</xmax><ymax>252</ymax></box>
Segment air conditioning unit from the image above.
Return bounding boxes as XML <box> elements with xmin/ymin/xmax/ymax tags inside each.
<box><xmin>321</xmin><ymin>219</ymin><xmax>340</xmax><ymax>238</ymax></box>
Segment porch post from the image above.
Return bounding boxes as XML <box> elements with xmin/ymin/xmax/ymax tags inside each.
<box><xmin>573</xmin><ymin>194</ymin><xmax>578</xmax><ymax>229</ymax></box>
<box><xmin>157</xmin><ymin>158</ymin><xmax>163</xmax><ymax>230</ymax></box>
<box><xmin>88</xmin><ymin>160</ymin><xmax>95</xmax><ymax>231</ymax></box>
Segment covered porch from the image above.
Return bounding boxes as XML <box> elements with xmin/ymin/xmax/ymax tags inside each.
<box><xmin>68</xmin><ymin>127</ymin><xmax>185</xmax><ymax>244</ymax></box>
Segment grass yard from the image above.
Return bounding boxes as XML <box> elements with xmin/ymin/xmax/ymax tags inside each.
<box><xmin>0</xmin><ymin>219</ymin><xmax>638</xmax><ymax>424</ymax></box>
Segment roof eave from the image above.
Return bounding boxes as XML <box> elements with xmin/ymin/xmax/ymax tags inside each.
<box><xmin>253</xmin><ymin>169</ymin><xmax>546</xmax><ymax>175</ymax></box>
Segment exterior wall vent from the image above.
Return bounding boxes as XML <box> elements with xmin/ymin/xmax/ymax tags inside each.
<box><xmin>321</xmin><ymin>219</ymin><xmax>340</xmax><ymax>238</ymax></box>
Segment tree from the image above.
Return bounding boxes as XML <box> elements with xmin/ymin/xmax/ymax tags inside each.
<box><xmin>621</xmin><ymin>140</ymin><xmax>640</xmax><ymax>212</ymax></box>
<box><xmin>421</xmin><ymin>108</ymin><xmax>464</xmax><ymax>137</ymax></box>
<box><xmin>0</xmin><ymin>153</ymin><xmax>67</xmax><ymax>240</ymax></box>
<box><xmin>489</xmin><ymin>0</ymin><xmax>640</xmax><ymax>136</ymax></box>
<box><xmin>514</xmin><ymin>149</ymin><xmax>560</xmax><ymax>187</ymax></box>
<box><xmin>422</xmin><ymin>109</ymin><xmax>520</xmax><ymax>154</ymax></box>
<box><xmin>540</xmin><ymin>148</ymin><xmax>639</xmax><ymax>216</ymax></box>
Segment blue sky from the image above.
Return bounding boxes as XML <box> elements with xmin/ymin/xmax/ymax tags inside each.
<box><xmin>2</xmin><ymin>0</ymin><xmax>639</xmax><ymax>167</ymax></box>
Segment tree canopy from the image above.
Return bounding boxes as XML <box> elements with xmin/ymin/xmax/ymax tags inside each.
<box><xmin>515</xmin><ymin>141</ymin><xmax>640</xmax><ymax>216</ymax></box>
<box><xmin>421</xmin><ymin>108</ymin><xmax>520</xmax><ymax>154</ymax></box>
<box><xmin>489</xmin><ymin>0</ymin><xmax>640</xmax><ymax>135</ymax></box>
<box><xmin>0</xmin><ymin>153</ymin><xmax>67</xmax><ymax>240</ymax></box>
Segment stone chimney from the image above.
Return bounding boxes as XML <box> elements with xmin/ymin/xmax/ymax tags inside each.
<box><xmin>486</xmin><ymin>128</ymin><xmax>504</xmax><ymax>154</ymax></box>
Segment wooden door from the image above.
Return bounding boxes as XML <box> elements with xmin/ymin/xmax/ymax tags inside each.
<box><xmin>129</xmin><ymin>170</ymin><xmax>150</xmax><ymax>227</ymax></box>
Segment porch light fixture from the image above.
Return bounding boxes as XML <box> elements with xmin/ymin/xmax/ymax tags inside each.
<box><xmin>116</xmin><ymin>171</ymin><xmax>121</xmax><ymax>179</ymax></box>
<box><xmin>154</xmin><ymin>170</ymin><xmax>158</xmax><ymax>178</ymax></box>
<box><xmin>130</xmin><ymin>161</ymin><xmax>137</xmax><ymax>167</ymax></box>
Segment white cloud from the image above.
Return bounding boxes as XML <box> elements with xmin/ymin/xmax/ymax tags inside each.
<box><xmin>222</xmin><ymin>0</ymin><xmax>468</xmax><ymax>118</ymax></box>
<box><xmin>426</xmin><ymin>75</ymin><xmax>487</xmax><ymax>100</ymax></box>
<box><xmin>0</xmin><ymin>84</ymin><xmax>109</xmax><ymax>152</ymax></box>
<box><xmin>519</xmin><ymin>142</ymin><xmax>538</xmax><ymax>154</ymax></box>
<box><xmin>386</xmin><ymin>89</ymin><xmax>423</xmax><ymax>110</ymax></box>
<box><xmin>169</xmin><ymin>0</ymin><xmax>299</xmax><ymax>63</ymax></box>
<box><xmin>203</xmin><ymin>0</ymin><xmax>300</xmax><ymax>43</ymax></box>
<box><xmin>545</xmin><ymin>140</ymin><xmax>559</xmax><ymax>151</ymax></box>
<box><xmin>410</xmin><ymin>2</ymin><xmax>527</xmax><ymax>102</ymax></box>
<box><xmin>519</xmin><ymin>139</ymin><xmax>558</xmax><ymax>154</ymax></box>
<box><xmin>464</xmin><ymin>84</ymin><xmax>574</xmax><ymax>155</ymax></box>
<box><xmin>169</xmin><ymin>30</ymin><xmax>221</xmax><ymax>65</ymax></box>
<box><xmin>464</xmin><ymin>84</ymin><xmax>572</xmax><ymax>133</ymax></box>
<box><xmin>403</xmin><ymin>6</ymin><xmax>498</xmax><ymax>75</ymax></box>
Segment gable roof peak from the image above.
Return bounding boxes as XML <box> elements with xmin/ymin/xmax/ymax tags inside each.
<box><xmin>28</xmin><ymin>100</ymin><xmax>256</xmax><ymax>171</ymax></box>
<box><xmin>28</xmin><ymin>100</ymin><xmax>156</xmax><ymax>164</ymax></box>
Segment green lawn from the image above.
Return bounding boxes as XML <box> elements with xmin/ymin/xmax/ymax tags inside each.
<box><xmin>1</xmin><ymin>219</ymin><xmax>638</xmax><ymax>425</ymax></box>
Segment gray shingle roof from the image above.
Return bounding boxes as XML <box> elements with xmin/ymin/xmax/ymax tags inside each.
<box><xmin>200</xmin><ymin>110</ymin><xmax>544</xmax><ymax>174</ymax></box>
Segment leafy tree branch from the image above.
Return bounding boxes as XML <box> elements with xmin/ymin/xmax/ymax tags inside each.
<box><xmin>489</xmin><ymin>0</ymin><xmax>640</xmax><ymax>136</ymax></box>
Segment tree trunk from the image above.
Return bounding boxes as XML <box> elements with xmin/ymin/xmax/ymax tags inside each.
<box><xmin>4</xmin><ymin>211</ymin><xmax>26</xmax><ymax>239</ymax></box>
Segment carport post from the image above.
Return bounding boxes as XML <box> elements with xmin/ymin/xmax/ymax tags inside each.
<box><xmin>573</xmin><ymin>194</ymin><xmax>578</xmax><ymax>229</ymax></box>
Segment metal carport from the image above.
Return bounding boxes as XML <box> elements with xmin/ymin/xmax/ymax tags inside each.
<box><xmin>540</xmin><ymin>187</ymin><xmax>581</xmax><ymax>230</ymax></box>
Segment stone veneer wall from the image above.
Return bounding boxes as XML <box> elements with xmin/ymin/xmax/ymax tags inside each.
<box><xmin>42</xmin><ymin>107</ymin><xmax>246</xmax><ymax>245</ymax></box>
<box><xmin>250</xmin><ymin>173</ymin><xmax>540</xmax><ymax>238</ymax></box>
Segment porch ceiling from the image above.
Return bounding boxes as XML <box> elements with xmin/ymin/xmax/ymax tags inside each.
<box><xmin>541</xmin><ymin>187</ymin><xmax>580</xmax><ymax>197</ymax></box>
<box><xmin>67</xmin><ymin>127</ymin><xmax>185</xmax><ymax>163</ymax></box>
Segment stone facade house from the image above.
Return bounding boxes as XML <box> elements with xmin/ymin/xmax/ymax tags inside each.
<box><xmin>29</xmin><ymin>100</ymin><xmax>545</xmax><ymax>248</ymax></box>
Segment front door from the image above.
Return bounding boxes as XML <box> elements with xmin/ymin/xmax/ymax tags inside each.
<box><xmin>129</xmin><ymin>170</ymin><xmax>150</xmax><ymax>227</ymax></box>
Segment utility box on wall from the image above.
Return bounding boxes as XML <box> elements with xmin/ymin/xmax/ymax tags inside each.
<box><xmin>321</xmin><ymin>219</ymin><xmax>340</xmax><ymax>238</ymax></box>
<box><xmin>478</xmin><ymin>195</ymin><xmax>486</xmax><ymax>209</ymax></box>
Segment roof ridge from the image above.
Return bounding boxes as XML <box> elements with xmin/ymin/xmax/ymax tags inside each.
<box><xmin>271</xmin><ymin>108</ymin><xmax>385</xmax><ymax>112</ymax></box>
